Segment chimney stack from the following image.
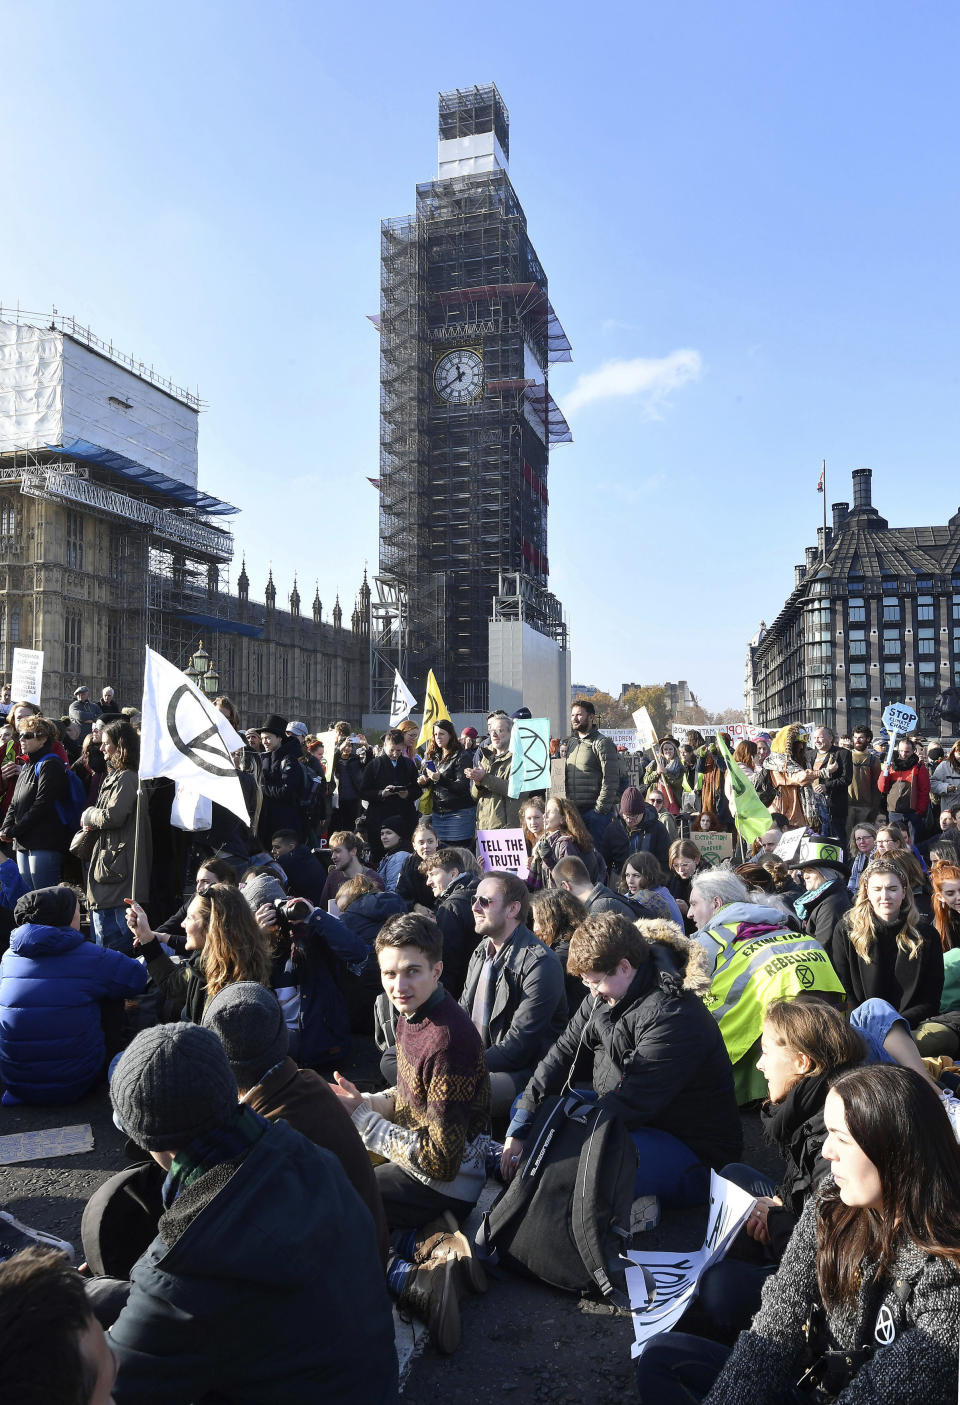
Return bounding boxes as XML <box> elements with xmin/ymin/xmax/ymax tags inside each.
<box><xmin>817</xmin><ymin>525</ymin><xmax>833</xmax><ymax>555</ymax></box>
<box><xmin>795</xmin><ymin>564</ymin><xmax>807</xmax><ymax>587</ymax></box>
<box><xmin>831</xmin><ymin>501</ymin><xmax>849</xmax><ymax>533</ymax></box>
<box><xmin>852</xmin><ymin>467</ymin><xmax>872</xmax><ymax>510</ymax></box>
<box><xmin>805</xmin><ymin>546</ymin><xmax>819</xmax><ymax>569</ymax></box>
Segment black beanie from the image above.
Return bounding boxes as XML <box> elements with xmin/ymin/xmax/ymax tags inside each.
<box><xmin>259</xmin><ymin>713</ymin><xmax>288</xmax><ymax>738</ymax></box>
<box><xmin>202</xmin><ymin>982</ymin><xmax>289</xmax><ymax>1090</ymax></box>
<box><xmin>14</xmin><ymin>885</ymin><xmax>79</xmax><ymax>929</ymax></box>
<box><xmin>110</xmin><ymin>1024</ymin><xmax>238</xmax><ymax>1151</ymax></box>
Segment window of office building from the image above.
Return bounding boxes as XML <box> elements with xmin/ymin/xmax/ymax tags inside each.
<box><xmin>882</xmin><ymin>596</ymin><xmax>900</xmax><ymax>623</ymax></box>
<box><xmin>883</xmin><ymin>628</ymin><xmax>901</xmax><ymax>656</ymax></box>
<box><xmin>882</xmin><ymin>664</ymin><xmax>902</xmax><ymax>692</ymax></box>
<box><xmin>917</xmin><ymin>594</ymin><xmax>935</xmax><ymax>622</ymax></box>
<box><xmin>918</xmin><ymin>661</ymin><xmax>937</xmax><ymax>690</ymax></box>
<box><xmin>847</xmin><ymin>597</ymin><xmax>866</xmax><ymax>624</ymax></box>
<box><xmin>917</xmin><ymin>627</ymin><xmax>936</xmax><ymax>656</ymax></box>
<box><xmin>848</xmin><ymin>629</ymin><xmax>867</xmax><ymax>657</ymax></box>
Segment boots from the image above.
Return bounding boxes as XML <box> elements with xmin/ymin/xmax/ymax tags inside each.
<box><xmin>396</xmin><ymin>1251</ymin><xmax>461</xmax><ymax>1355</ymax></box>
<box><xmin>413</xmin><ymin>1211</ymin><xmax>487</xmax><ymax>1294</ymax></box>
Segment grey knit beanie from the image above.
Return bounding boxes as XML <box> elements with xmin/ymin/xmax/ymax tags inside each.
<box><xmin>240</xmin><ymin>870</ymin><xmax>287</xmax><ymax>913</ymax></box>
<box><xmin>110</xmin><ymin>1023</ymin><xmax>238</xmax><ymax>1151</ymax></box>
<box><xmin>202</xmin><ymin>982</ymin><xmax>289</xmax><ymax>1090</ymax></box>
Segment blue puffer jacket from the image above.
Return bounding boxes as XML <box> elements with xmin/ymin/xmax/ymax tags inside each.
<box><xmin>0</xmin><ymin>922</ymin><xmax>148</xmax><ymax>1103</ymax></box>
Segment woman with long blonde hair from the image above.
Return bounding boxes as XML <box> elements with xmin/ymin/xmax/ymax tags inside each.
<box><xmin>126</xmin><ymin>883</ymin><xmax>272</xmax><ymax>1023</ymax></box>
<box><xmin>831</xmin><ymin>855</ymin><xmax>943</xmax><ymax>1029</ymax></box>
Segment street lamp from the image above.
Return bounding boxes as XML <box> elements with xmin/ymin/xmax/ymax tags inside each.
<box><xmin>186</xmin><ymin>640</ymin><xmax>221</xmax><ymax>697</ymax></box>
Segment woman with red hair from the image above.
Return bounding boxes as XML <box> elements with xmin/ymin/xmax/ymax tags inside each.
<box><xmin>914</xmin><ymin>859</ymin><xmax>960</xmax><ymax>1056</ymax></box>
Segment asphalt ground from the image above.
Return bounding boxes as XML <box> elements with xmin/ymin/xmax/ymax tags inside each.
<box><xmin>0</xmin><ymin>1037</ymin><xmax>783</xmax><ymax>1400</ymax></box>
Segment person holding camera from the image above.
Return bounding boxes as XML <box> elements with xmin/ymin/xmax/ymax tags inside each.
<box><xmin>254</xmin><ymin>893</ymin><xmax>370</xmax><ymax>1070</ymax></box>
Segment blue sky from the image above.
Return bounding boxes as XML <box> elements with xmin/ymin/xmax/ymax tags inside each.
<box><xmin>3</xmin><ymin>1</ymin><xmax>958</xmax><ymax>710</ymax></box>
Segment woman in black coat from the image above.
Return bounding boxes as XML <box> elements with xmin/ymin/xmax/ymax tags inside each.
<box><xmin>0</xmin><ymin>717</ymin><xmax>69</xmax><ymax>889</ymax></box>
<box><xmin>415</xmin><ymin>719</ymin><xmax>477</xmax><ymax>846</ymax></box>
<box><xmin>791</xmin><ymin>852</ymin><xmax>851</xmax><ymax>959</ymax></box>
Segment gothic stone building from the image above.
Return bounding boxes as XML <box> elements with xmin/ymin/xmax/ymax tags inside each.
<box><xmin>747</xmin><ymin>467</ymin><xmax>960</xmax><ymax>738</ymax></box>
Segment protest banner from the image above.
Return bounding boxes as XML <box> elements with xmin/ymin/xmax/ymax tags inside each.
<box><xmin>600</xmin><ymin>727</ymin><xmax>639</xmax><ymax>751</ymax></box>
<box><xmin>632</xmin><ymin>707</ymin><xmax>657</xmax><ymax>752</ymax></box>
<box><xmin>10</xmin><ymin>647</ymin><xmax>43</xmax><ymax>707</ymax></box>
<box><xmin>687</xmin><ymin>830</ymin><xmax>733</xmax><ymax>865</ymax></box>
<box><xmin>550</xmin><ymin>757</ymin><xmax>567</xmax><ymax>797</ymax></box>
<box><xmin>626</xmin><ymin>1170</ymin><xmax>756</xmax><ymax>1358</ymax></box>
<box><xmin>774</xmin><ymin>826</ymin><xmax>809</xmax><ymax>862</ymax></box>
<box><xmin>508</xmin><ymin>717</ymin><xmax>551</xmax><ymax>798</ymax></box>
<box><xmin>477</xmin><ymin>828</ymin><xmax>529</xmax><ymax>877</ymax></box>
<box><xmin>0</xmin><ymin>1123</ymin><xmax>94</xmax><ymax>1165</ymax></box>
<box><xmin>881</xmin><ymin>701</ymin><xmax>918</xmax><ymax>767</ymax></box>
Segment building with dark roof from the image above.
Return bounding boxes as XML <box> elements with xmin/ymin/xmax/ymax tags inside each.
<box><xmin>746</xmin><ymin>467</ymin><xmax>958</xmax><ymax>737</ymax></box>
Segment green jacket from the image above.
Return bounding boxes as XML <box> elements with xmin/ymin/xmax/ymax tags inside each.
<box><xmin>563</xmin><ymin>726</ymin><xmax>620</xmax><ymax>812</ymax></box>
<box><xmin>470</xmin><ymin>747</ymin><xmax>521</xmax><ymax>832</ymax></box>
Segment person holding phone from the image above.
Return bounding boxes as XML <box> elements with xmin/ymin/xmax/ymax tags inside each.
<box><xmin>360</xmin><ymin>728</ymin><xmax>420</xmax><ymax>863</ymax></box>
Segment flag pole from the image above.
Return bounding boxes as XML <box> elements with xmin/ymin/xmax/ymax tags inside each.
<box><xmin>130</xmin><ymin>779</ymin><xmax>143</xmax><ymax>907</ymax></box>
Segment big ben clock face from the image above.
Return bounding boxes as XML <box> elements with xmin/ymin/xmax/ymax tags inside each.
<box><xmin>434</xmin><ymin>347</ymin><xmax>485</xmax><ymax>405</ymax></box>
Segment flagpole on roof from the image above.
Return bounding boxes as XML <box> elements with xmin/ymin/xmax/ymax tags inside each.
<box><xmin>821</xmin><ymin>459</ymin><xmax>827</xmax><ymax>563</ymax></box>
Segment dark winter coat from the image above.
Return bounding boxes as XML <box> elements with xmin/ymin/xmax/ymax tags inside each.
<box><xmin>396</xmin><ymin>852</ymin><xmax>434</xmax><ymax>909</ymax></box>
<box><xmin>144</xmin><ymin>945</ymin><xmax>208</xmax><ymax>1024</ymax></box>
<box><xmin>760</xmin><ymin>1068</ymin><xmax>840</xmax><ymax>1260</ymax></box>
<box><xmin>338</xmin><ymin>889</ymin><xmax>408</xmax><ymax>949</ymax></box>
<box><xmin>360</xmin><ymin>753</ymin><xmax>420</xmax><ymax>838</ymax></box>
<box><xmin>338</xmin><ymin>890</ymin><xmax>408</xmax><ymax>1034</ymax></box>
<box><xmin>433</xmin><ymin>870</ymin><xmax>479</xmax><ymax>998</ymax></box>
<box><xmin>0</xmin><ymin>921</ymin><xmax>148</xmax><ymax>1103</ymax></box>
<box><xmin>276</xmin><ymin>843</ymin><xmax>328</xmax><ymax>905</ymax></box>
<box><xmin>271</xmin><ymin>909</ymin><xmax>370</xmax><ymax>1069</ymax></box>
<box><xmin>832</xmin><ymin>910</ymin><xmax>944</xmax><ymax>1027</ymax></box>
<box><xmin>794</xmin><ymin>876</ymin><xmax>851</xmax><ymax>962</ymax></box>
<box><xmin>811</xmin><ymin>744</ymin><xmax>852</xmax><ymax>830</ymax></box>
<box><xmin>334</xmin><ymin>752</ymin><xmax>364</xmax><ymax>804</ymax></box>
<box><xmin>515</xmin><ymin>934</ymin><xmax>742</xmax><ymax>1171</ymax></box>
<box><xmin>600</xmin><ymin>807</ymin><xmax>671</xmax><ymax>874</ymax></box>
<box><xmin>107</xmin><ymin>1116</ymin><xmax>398</xmax><ymax>1405</ymax></box>
<box><xmin>459</xmin><ymin>923</ymin><xmax>567</xmax><ymax>1086</ymax></box>
<box><xmin>2</xmin><ymin>744</ymin><xmax>70</xmax><ymax>854</ymax></box>
<box><xmin>257</xmin><ymin>737</ymin><xmax>305</xmax><ymax>845</ymax></box>
<box><xmin>421</xmin><ymin>749</ymin><xmax>476</xmax><ymax>816</ymax></box>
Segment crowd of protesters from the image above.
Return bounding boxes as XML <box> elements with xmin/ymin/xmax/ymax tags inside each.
<box><xmin>0</xmin><ymin>689</ymin><xmax>958</xmax><ymax>1403</ymax></box>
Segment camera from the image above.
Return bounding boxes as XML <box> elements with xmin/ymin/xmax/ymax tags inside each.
<box><xmin>271</xmin><ymin>897</ymin><xmax>312</xmax><ymax>938</ymax></box>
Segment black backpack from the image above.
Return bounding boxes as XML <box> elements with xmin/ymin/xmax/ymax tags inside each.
<box><xmin>477</xmin><ymin>1091</ymin><xmax>637</xmax><ymax>1303</ymax></box>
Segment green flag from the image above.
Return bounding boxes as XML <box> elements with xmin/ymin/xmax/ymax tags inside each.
<box><xmin>714</xmin><ymin>730</ymin><xmax>774</xmax><ymax>846</ymax></box>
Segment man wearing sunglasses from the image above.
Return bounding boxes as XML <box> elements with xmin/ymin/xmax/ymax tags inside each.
<box><xmin>459</xmin><ymin>872</ymin><xmax>566</xmax><ymax>1118</ymax></box>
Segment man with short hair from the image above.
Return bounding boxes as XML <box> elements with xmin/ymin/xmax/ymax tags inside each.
<box><xmin>810</xmin><ymin>725</ymin><xmax>852</xmax><ymax>839</ymax></box>
<box><xmin>331</xmin><ymin>912</ymin><xmax>490</xmax><ymax>1354</ymax></box>
<box><xmin>564</xmin><ymin>699</ymin><xmax>620</xmax><ymax>845</ymax></box>
<box><xmin>0</xmin><ymin>683</ymin><xmax>10</xmax><ymax>720</ymax></box>
<box><xmin>878</xmin><ymin>734</ymin><xmax>930</xmax><ymax>841</ymax></box>
<box><xmin>464</xmin><ymin>710</ymin><xmax>520</xmax><ymax>832</ymax></box>
<box><xmin>553</xmin><ymin>855</ymin><xmax>650</xmax><ymax>919</ymax></box>
<box><xmin>920</xmin><ymin>801</ymin><xmax>960</xmax><ymax>866</ymax></box>
<box><xmin>93</xmin><ymin>1022</ymin><xmax>397</xmax><ymax>1402</ymax></box>
<box><xmin>422</xmin><ymin>848</ymin><xmax>479</xmax><ymax>998</ymax></box>
<box><xmin>361</xmin><ymin>728</ymin><xmax>420</xmax><ymax>861</ymax></box>
<box><xmin>320</xmin><ymin>829</ymin><xmax>383</xmax><ymax>905</ymax></box>
<box><xmin>69</xmin><ymin>685</ymin><xmax>101</xmax><ymax>737</ymax></box>
<box><xmin>270</xmin><ymin>828</ymin><xmax>328</xmax><ymax>904</ymax></box>
<box><xmin>0</xmin><ymin>1247</ymin><xmax>118</xmax><ymax>1405</ymax></box>
<box><xmin>460</xmin><ymin>871</ymin><xmax>566</xmax><ymax>1117</ymax></box>
<box><xmin>847</xmin><ymin>725</ymin><xmax>882</xmax><ymax>842</ymax></box>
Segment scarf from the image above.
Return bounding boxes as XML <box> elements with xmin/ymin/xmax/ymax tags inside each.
<box><xmin>794</xmin><ymin>879</ymin><xmax>836</xmax><ymax>923</ymax></box>
<box><xmin>162</xmin><ymin>1104</ymin><xmax>269</xmax><ymax>1209</ymax></box>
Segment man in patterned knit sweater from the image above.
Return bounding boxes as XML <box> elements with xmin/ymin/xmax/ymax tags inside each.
<box><xmin>332</xmin><ymin>912</ymin><xmax>490</xmax><ymax>1354</ymax></box>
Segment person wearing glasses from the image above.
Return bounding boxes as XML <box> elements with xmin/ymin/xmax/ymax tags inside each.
<box><xmin>459</xmin><ymin>871</ymin><xmax>566</xmax><ymax>1118</ymax></box>
<box><xmin>0</xmin><ymin>717</ymin><xmax>70</xmax><ymax>890</ymax></box>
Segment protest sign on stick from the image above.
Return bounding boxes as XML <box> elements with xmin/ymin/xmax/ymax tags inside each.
<box><xmin>477</xmin><ymin>828</ymin><xmax>529</xmax><ymax>877</ymax></box>
<box><xmin>10</xmin><ymin>648</ymin><xmax>43</xmax><ymax>707</ymax></box>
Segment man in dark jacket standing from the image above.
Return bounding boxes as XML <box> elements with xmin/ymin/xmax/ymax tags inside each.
<box><xmin>257</xmin><ymin>714</ymin><xmax>305</xmax><ymax>847</ymax></box>
<box><xmin>809</xmin><ymin>726</ymin><xmax>852</xmax><ymax>840</ymax></box>
<box><xmin>501</xmin><ymin>913</ymin><xmax>741</xmax><ymax>1204</ymax></box>
<box><xmin>361</xmin><ymin>729</ymin><xmax>420</xmax><ymax>862</ymax></box>
<box><xmin>459</xmin><ymin>871</ymin><xmax>566</xmax><ymax>1117</ymax></box>
<box><xmin>564</xmin><ymin>699</ymin><xmax>620</xmax><ymax>845</ymax></box>
<box><xmin>92</xmin><ymin>1022</ymin><xmax>397</xmax><ymax>1405</ymax></box>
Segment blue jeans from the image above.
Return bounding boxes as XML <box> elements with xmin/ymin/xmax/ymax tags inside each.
<box><xmin>635</xmin><ymin>1332</ymin><xmax>730</xmax><ymax>1404</ymax></box>
<box><xmin>580</xmin><ymin>807</ymin><xmax>613</xmax><ymax>846</ymax></box>
<box><xmin>92</xmin><ymin>906</ymin><xmax>135</xmax><ymax>956</ymax></box>
<box><xmin>849</xmin><ymin>997</ymin><xmax>905</xmax><ymax>1063</ymax></box>
<box><xmin>16</xmin><ymin>848</ymin><xmax>62</xmax><ymax>891</ymax></box>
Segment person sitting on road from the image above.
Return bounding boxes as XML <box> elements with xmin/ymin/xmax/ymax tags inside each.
<box><xmin>459</xmin><ymin>870</ymin><xmax>567</xmax><ymax>1119</ymax></box>
<box><xmin>270</xmin><ymin>829</ymin><xmax>328</xmax><ymax>905</ymax></box>
<box><xmin>330</xmin><ymin>912</ymin><xmax>490</xmax><ymax>1356</ymax></box>
<box><xmin>502</xmin><ymin>913</ymin><xmax>741</xmax><ymax>1208</ymax></box>
<box><xmin>529</xmin><ymin>886</ymin><xmax>590</xmax><ymax>1015</ymax></box>
<box><xmin>319</xmin><ymin>829</ymin><xmax>383</xmax><ymax>907</ymax></box>
<box><xmin>552</xmin><ymin>854</ymin><xmax>649</xmax><ymax>919</ymax></box>
<box><xmin>621</xmin><ymin>850</ymin><xmax>686</xmax><ymax>927</ymax></box>
<box><xmin>421</xmin><ymin>847</ymin><xmax>480</xmax><ymax>999</ymax></box>
<box><xmin>687</xmin><ymin>869</ymin><xmax>845</xmax><ymax>1103</ymax></box>
<box><xmin>600</xmin><ymin>784</ymin><xmax>672</xmax><ymax>879</ymax></box>
<box><xmin>86</xmin><ymin>1022</ymin><xmax>397</xmax><ymax>1404</ymax></box>
<box><xmin>0</xmin><ymin>885</ymin><xmax>148</xmax><ymax>1106</ymax></box>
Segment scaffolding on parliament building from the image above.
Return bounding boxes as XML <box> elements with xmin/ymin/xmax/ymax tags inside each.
<box><xmin>376</xmin><ymin>85</ymin><xmax>571</xmax><ymax>714</ymax></box>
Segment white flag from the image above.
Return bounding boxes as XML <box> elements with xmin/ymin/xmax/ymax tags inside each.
<box><xmin>389</xmin><ymin>670</ymin><xmax>417</xmax><ymax>728</ymax></box>
<box><xmin>139</xmin><ymin>647</ymin><xmax>249</xmax><ymax>827</ymax></box>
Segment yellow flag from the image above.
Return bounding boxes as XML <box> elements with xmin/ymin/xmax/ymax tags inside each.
<box><xmin>416</xmin><ymin>670</ymin><xmax>450</xmax><ymax>749</ymax></box>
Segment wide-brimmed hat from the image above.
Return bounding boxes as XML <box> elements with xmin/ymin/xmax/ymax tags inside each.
<box><xmin>788</xmin><ymin>835</ymin><xmax>849</xmax><ymax>877</ymax></box>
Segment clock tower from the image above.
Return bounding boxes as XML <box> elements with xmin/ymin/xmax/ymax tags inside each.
<box><xmin>375</xmin><ymin>84</ymin><xmax>571</xmax><ymax>716</ymax></box>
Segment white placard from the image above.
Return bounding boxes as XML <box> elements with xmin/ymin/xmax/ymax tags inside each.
<box><xmin>477</xmin><ymin>828</ymin><xmax>529</xmax><ymax>877</ymax></box>
<box><xmin>10</xmin><ymin>648</ymin><xmax>43</xmax><ymax>707</ymax></box>
<box><xmin>632</xmin><ymin>707</ymin><xmax>658</xmax><ymax>752</ymax></box>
